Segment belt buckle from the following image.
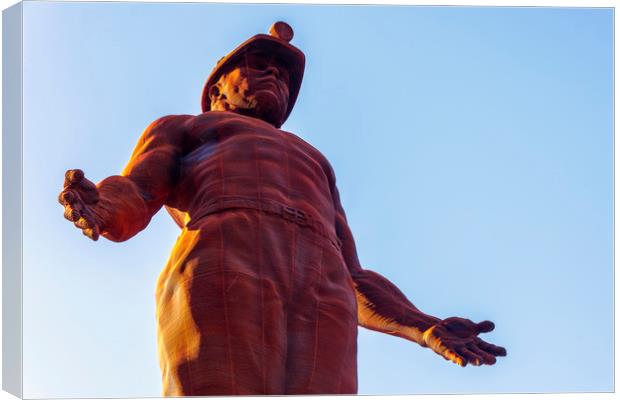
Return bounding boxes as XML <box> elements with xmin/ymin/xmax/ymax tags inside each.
<box><xmin>283</xmin><ymin>206</ymin><xmax>309</xmax><ymax>226</ymax></box>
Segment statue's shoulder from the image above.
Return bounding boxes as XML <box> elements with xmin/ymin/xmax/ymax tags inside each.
<box><xmin>279</xmin><ymin>129</ymin><xmax>332</xmax><ymax>169</ymax></box>
<box><xmin>280</xmin><ymin>130</ymin><xmax>316</xmax><ymax>151</ymax></box>
<box><xmin>144</xmin><ymin>114</ymin><xmax>196</xmax><ymax>136</ymax></box>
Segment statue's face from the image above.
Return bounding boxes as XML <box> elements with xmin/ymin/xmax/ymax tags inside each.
<box><xmin>209</xmin><ymin>54</ymin><xmax>290</xmax><ymax>127</ymax></box>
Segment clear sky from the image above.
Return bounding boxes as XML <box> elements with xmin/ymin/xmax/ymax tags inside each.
<box><xmin>21</xmin><ymin>2</ymin><xmax>613</xmax><ymax>398</ymax></box>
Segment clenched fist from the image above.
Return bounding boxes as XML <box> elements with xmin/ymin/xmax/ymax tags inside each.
<box><xmin>58</xmin><ymin>169</ymin><xmax>102</xmax><ymax>241</ymax></box>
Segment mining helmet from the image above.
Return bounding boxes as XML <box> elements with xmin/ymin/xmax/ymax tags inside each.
<box><xmin>201</xmin><ymin>21</ymin><xmax>305</xmax><ymax>125</ymax></box>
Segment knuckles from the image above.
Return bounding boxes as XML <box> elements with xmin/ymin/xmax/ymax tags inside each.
<box><xmin>58</xmin><ymin>190</ymin><xmax>75</xmax><ymax>205</ymax></box>
<box><xmin>59</xmin><ymin>170</ymin><xmax>101</xmax><ymax>242</ymax></box>
<box><xmin>63</xmin><ymin>205</ymin><xmax>80</xmax><ymax>222</ymax></box>
<box><xmin>65</xmin><ymin>169</ymin><xmax>84</xmax><ymax>185</ymax></box>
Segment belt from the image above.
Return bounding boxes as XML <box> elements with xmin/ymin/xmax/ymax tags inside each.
<box><xmin>187</xmin><ymin>196</ymin><xmax>343</xmax><ymax>250</ymax></box>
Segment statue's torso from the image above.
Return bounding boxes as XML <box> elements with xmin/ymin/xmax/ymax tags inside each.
<box><xmin>165</xmin><ymin>111</ymin><xmax>337</xmax><ymax>233</ymax></box>
<box><xmin>155</xmin><ymin>115</ymin><xmax>358</xmax><ymax>396</ymax></box>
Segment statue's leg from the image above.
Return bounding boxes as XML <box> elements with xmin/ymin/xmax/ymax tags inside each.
<box><xmin>283</xmin><ymin>231</ymin><xmax>359</xmax><ymax>394</ymax></box>
<box><xmin>155</xmin><ymin>211</ymin><xmax>292</xmax><ymax>395</ymax></box>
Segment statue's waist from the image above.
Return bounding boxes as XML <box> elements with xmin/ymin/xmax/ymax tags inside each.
<box><xmin>186</xmin><ymin>196</ymin><xmax>342</xmax><ymax>251</ymax></box>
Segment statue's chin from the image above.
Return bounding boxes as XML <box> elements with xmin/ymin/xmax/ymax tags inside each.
<box><xmin>253</xmin><ymin>90</ymin><xmax>288</xmax><ymax>127</ymax></box>
<box><xmin>218</xmin><ymin>87</ymin><xmax>288</xmax><ymax>127</ymax></box>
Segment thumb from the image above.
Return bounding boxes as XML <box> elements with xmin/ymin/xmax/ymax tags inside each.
<box><xmin>476</xmin><ymin>320</ymin><xmax>495</xmax><ymax>333</ymax></box>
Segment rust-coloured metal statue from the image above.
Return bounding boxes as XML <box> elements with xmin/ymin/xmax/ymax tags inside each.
<box><xmin>58</xmin><ymin>22</ymin><xmax>506</xmax><ymax>396</ymax></box>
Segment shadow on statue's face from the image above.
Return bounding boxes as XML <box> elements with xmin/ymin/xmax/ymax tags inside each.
<box><xmin>209</xmin><ymin>54</ymin><xmax>290</xmax><ymax>127</ymax></box>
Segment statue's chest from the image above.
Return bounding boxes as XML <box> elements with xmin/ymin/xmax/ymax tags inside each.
<box><xmin>181</xmin><ymin>129</ymin><xmax>292</xmax><ymax>171</ymax></box>
<box><xmin>184</xmin><ymin>121</ymin><xmax>321</xmax><ymax>173</ymax></box>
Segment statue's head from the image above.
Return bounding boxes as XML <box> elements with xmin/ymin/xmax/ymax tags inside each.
<box><xmin>201</xmin><ymin>22</ymin><xmax>305</xmax><ymax>128</ymax></box>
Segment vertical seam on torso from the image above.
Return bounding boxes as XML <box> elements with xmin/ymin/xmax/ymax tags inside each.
<box><xmin>281</xmin><ymin>131</ymin><xmax>296</xmax><ymax>303</ymax></box>
<box><xmin>305</xmin><ymin>244</ymin><xmax>324</xmax><ymax>392</ymax></box>
<box><xmin>218</xmin><ymin>222</ymin><xmax>237</xmax><ymax>393</ymax></box>
<box><xmin>336</xmin><ymin>317</ymin><xmax>353</xmax><ymax>393</ymax></box>
<box><xmin>253</xmin><ymin>140</ymin><xmax>268</xmax><ymax>393</ymax></box>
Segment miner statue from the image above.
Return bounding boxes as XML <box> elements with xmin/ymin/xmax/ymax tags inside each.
<box><xmin>59</xmin><ymin>21</ymin><xmax>507</xmax><ymax>396</ymax></box>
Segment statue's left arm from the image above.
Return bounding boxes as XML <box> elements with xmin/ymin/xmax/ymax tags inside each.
<box><xmin>59</xmin><ymin>115</ymin><xmax>193</xmax><ymax>242</ymax></box>
<box><xmin>326</xmin><ymin>165</ymin><xmax>507</xmax><ymax>367</ymax></box>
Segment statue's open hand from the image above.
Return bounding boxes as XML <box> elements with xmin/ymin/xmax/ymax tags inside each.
<box><xmin>58</xmin><ymin>169</ymin><xmax>102</xmax><ymax>241</ymax></box>
<box><xmin>422</xmin><ymin>317</ymin><xmax>507</xmax><ymax>367</ymax></box>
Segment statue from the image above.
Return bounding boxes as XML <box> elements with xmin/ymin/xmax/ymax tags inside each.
<box><xmin>58</xmin><ymin>21</ymin><xmax>506</xmax><ymax>396</ymax></box>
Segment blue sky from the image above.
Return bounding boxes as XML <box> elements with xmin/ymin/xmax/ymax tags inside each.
<box><xmin>20</xmin><ymin>2</ymin><xmax>613</xmax><ymax>397</ymax></box>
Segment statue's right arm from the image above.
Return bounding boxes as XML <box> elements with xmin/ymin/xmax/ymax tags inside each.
<box><xmin>323</xmin><ymin>161</ymin><xmax>507</xmax><ymax>367</ymax></box>
<box><xmin>59</xmin><ymin>115</ymin><xmax>194</xmax><ymax>242</ymax></box>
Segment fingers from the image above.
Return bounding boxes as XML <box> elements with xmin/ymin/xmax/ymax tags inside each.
<box><xmin>60</xmin><ymin>189</ymin><xmax>81</xmax><ymax>220</ymax></box>
<box><xmin>82</xmin><ymin>226</ymin><xmax>100</xmax><ymax>241</ymax></box>
<box><xmin>60</xmin><ymin>188</ymin><xmax>84</xmax><ymax>216</ymax></box>
<box><xmin>63</xmin><ymin>208</ymin><xmax>100</xmax><ymax>241</ymax></box>
<box><xmin>64</xmin><ymin>169</ymin><xmax>84</xmax><ymax>187</ymax></box>
<box><xmin>467</xmin><ymin>343</ymin><xmax>496</xmax><ymax>365</ymax></box>
<box><xmin>477</xmin><ymin>339</ymin><xmax>507</xmax><ymax>357</ymax></box>
<box><xmin>456</xmin><ymin>346</ymin><xmax>483</xmax><ymax>366</ymax></box>
<box><xmin>58</xmin><ymin>190</ymin><xmax>74</xmax><ymax>205</ymax></box>
<box><xmin>476</xmin><ymin>320</ymin><xmax>495</xmax><ymax>333</ymax></box>
<box><xmin>59</xmin><ymin>186</ymin><xmax>100</xmax><ymax>241</ymax></box>
<box><xmin>74</xmin><ymin>210</ymin><xmax>100</xmax><ymax>241</ymax></box>
<box><xmin>74</xmin><ymin>216</ymin><xmax>92</xmax><ymax>230</ymax></box>
<box><xmin>75</xmin><ymin>216</ymin><xmax>100</xmax><ymax>241</ymax></box>
<box><xmin>450</xmin><ymin>342</ymin><xmax>498</xmax><ymax>367</ymax></box>
<box><xmin>423</xmin><ymin>329</ymin><xmax>467</xmax><ymax>367</ymax></box>
<box><xmin>64</xmin><ymin>204</ymin><xmax>80</xmax><ymax>222</ymax></box>
<box><xmin>442</xmin><ymin>348</ymin><xmax>468</xmax><ymax>367</ymax></box>
<box><xmin>62</xmin><ymin>169</ymin><xmax>99</xmax><ymax>204</ymax></box>
<box><xmin>432</xmin><ymin>338</ymin><xmax>496</xmax><ymax>368</ymax></box>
